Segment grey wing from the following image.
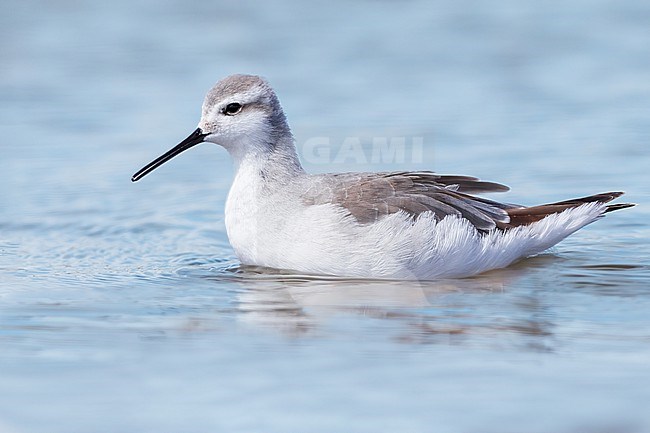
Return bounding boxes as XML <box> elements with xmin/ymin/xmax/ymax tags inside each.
<box><xmin>303</xmin><ymin>171</ymin><xmax>518</xmax><ymax>231</ymax></box>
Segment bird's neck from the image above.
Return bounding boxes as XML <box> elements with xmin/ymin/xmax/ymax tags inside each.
<box><xmin>230</xmin><ymin>132</ymin><xmax>305</xmax><ymax>182</ymax></box>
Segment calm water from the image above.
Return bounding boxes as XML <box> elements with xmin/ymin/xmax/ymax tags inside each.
<box><xmin>1</xmin><ymin>0</ymin><xmax>650</xmax><ymax>432</ymax></box>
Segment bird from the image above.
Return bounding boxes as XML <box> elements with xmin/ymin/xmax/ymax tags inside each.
<box><xmin>132</xmin><ymin>74</ymin><xmax>634</xmax><ymax>280</ymax></box>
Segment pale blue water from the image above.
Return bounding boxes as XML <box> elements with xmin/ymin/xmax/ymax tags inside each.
<box><xmin>1</xmin><ymin>1</ymin><xmax>650</xmax><ymax>432</ymax></box>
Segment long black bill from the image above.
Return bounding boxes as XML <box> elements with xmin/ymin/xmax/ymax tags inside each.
<box><xmin>131</xmin><ymin>128</ymin><xmax>208</xmax><ymax>182</ymax></box>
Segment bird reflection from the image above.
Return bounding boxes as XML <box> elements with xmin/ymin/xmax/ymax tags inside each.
<box><xmin>201</xmin><ymin>255</ymin><xmax>559</xmax><ymax>350</ymax></box>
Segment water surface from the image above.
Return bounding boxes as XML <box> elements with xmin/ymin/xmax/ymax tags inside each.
<box><xmin>1</xmin><ymin>1</ymin><xmax>649</xmax><ymax>432</ymax></box>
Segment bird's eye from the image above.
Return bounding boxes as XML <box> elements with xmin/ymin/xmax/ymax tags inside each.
<box><xmin>223</xmin><ymin>103</ymin><xmax>243</xmax><ymax>116</ymax></box>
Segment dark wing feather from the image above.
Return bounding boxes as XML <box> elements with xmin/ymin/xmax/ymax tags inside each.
<box><xmin>498</xmin><ymin>191</ymin><xmax>634</xmax><ymax>228</ymax></box>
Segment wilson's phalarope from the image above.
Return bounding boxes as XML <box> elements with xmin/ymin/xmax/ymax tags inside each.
<box><xmin>132</xmin><ymin>74</ymin><xmax>634</xmax><ymax>280</ymax></box>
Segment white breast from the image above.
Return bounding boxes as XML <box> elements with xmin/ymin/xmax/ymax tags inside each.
<box><xmin>224</xmin><ymin>163</ymin><xmax>357</xmax><ymax>272</ymax></box>
<box><xmin>224</xmin><ymin>163</ymin><xmax>268</xmax><ymax>265</ymax></box>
